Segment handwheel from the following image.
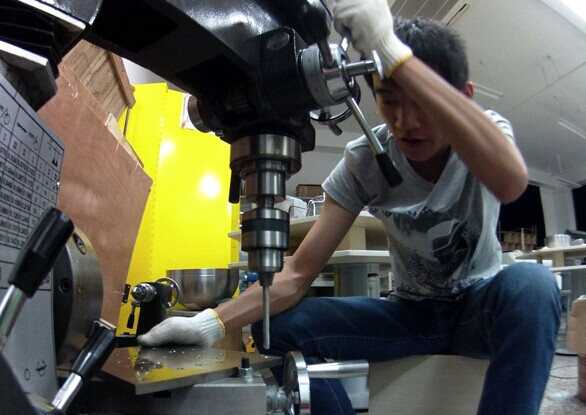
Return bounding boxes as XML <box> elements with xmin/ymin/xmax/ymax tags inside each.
<box><xmin>154</xmin><ymin>277</ymin><xmax>181</xmax><ymax>308</ymax></box>
<box><xmin>282</xmin><ymin>351</ymin><xmax>311</xmax><ymax>415</ymax></box>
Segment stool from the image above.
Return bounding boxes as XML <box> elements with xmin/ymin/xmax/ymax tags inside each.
<box><xmin>368</xmin><ymin>355</ymin><xmax>488</xmax><ymax>414</ymax></box>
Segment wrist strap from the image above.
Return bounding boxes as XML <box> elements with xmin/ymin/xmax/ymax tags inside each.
<box><xmin>210</xmin><ymin>308</ymin><xmax>226</xmax><ymax>336</ymax></box>
<box><xmin>378</xmin><ymin>29</ymin><xmax>413</xmax><ymax>78</ymax></box>
<box><xmin>196</xmin><ymin>308</ymin><xmax>225</xmax><ymax>346</ymax></box>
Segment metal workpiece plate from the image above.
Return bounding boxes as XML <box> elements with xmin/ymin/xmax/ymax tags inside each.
<box><xmin>100</xmin><ymin>346</ymin><xmax>281</xmax><ymax>395</ymax></box>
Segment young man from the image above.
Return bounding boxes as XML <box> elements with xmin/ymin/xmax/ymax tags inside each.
<box><xmin>139</xmin><ymin>1</ymin><xmax>561</xmax><ymax>413</ymax></box>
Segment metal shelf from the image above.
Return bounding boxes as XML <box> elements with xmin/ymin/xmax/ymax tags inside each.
<box><xmin>229</xmin><ymin>250</ymin><xmax>390</xmax><ymax>270</ymax></box>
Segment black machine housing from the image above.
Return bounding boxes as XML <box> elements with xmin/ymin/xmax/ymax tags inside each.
<box><xmin>0</xmin><ymin>0</ymin><xmax>336</xmax><ymax>150</ymax></box>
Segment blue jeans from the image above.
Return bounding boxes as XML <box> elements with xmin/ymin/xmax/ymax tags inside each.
<box><xmin>252</xmin><ymin>262</ymin><xmax>561</xmax><ymax>415</ymax></box>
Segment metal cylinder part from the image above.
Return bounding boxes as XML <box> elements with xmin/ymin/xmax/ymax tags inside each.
<box><xmin>131</xmin><ymin>283</ymin><xmax>158</xmax><ymax>304</ymax></box>
<box><xmin>53</xmin><ymin>230</ymin><xmax>103</xmax><ymax>366</ymax></box>
<box><xmin>240</xmin><ymin>162</ymin><xmax>287</xmax><ymax>201</ymax></box>
<box><xmin>306</xmin><ymin>360</ymin><xmax>369</xmax><ymax>379</ymax></box>
<box><xmin>230</xmin><ymin>133</ymin><xmax>301</xmax><ymax>351</ymax></box>
<box><xmin>241</xmin><ymin>207</ymin><xmax>289</xmax><ymax>273</ymax></box>
<box><xmin>230</xmin><ymin>134</ymin><xmax>302</xmax><ymax>182</ymax></box>
<box><xmin>186</xmin><ymin>95</ymin><xmax>212</xmax><ymax>133</ymax></box>
<box><xmin>0</xmin><ymin>286</ymin><xmax>27</xmax><ymax>352</ymax></box>
<box><xmin>230</xmin><ymin>134</ymin><xmax>301</xmax><ymax>273</ymax></box>
<box><xmin>300</xmin><ymin>44</ymin><xmax>349</xmax><ymax>107</ymax></box>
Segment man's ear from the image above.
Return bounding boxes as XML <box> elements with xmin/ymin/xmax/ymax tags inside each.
<box><xmin>463</xmin><ymin>81</ymin><xmax>474</xmax><ymax>99</ymax></box>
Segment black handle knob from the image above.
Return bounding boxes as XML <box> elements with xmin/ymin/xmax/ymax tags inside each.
<box><xmin>71</xmin><ymin>320</ymin><xmax>117</xmax><ymax>380</ymax></box>
<box><xmin>228</xmin><ymin>171</ymin><xmax>241</xmax><ymax>204</ymax></box>
<box><xmin>376</xmin><ymin>153</ymin><xmax>403</xmax><ymax>187</ymax></box>
<box><xmin>299</xmin><ymin>1</ymin><xmax>334</xmax><ymax>67</ymax></box>
<box><xmin>126</xmin><ymin>305</ymin><xmax>136</xmax><ymax>329</ymax></box>
<box><xmin>298</xmin><ymin>0</ymin><xmax>332</xmax><ymax>45</ymax></box>
<box><xmin>8</xmin><ymin>208</ymin><xmax>74</xmax><ymax>297</ymax></box>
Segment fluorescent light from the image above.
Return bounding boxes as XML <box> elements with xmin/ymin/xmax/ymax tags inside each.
<box><xmin>472</xmin><ymin>83</ymin><xmax>504</xmax><ymax>100</ymax></box>
<box><xmin>555</xmin><ymin>176</ymin><xmax>581</xmax><ymax>188</ymax></box>
<box><xmin>558</xmin><ymin>117</ymin><xmax>586</xmax><ymax>141</ymax></box>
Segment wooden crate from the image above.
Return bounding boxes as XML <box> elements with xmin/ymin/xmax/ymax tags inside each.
<box><xmin>61</xmin><ymin>40</ymin><xmax>135</xmax><ymax>120</ymax></box>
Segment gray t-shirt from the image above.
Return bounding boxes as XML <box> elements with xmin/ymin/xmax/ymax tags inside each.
<box><xmin>322</xmin><ymin>110</ymin><xmax>514</xmax><ymax>301</ymax></box>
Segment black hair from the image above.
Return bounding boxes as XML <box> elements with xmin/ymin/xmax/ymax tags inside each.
<box><xmin>364</xmin><ymin>16</ymin><xmax>469</xmax><ymax>91</ymax></box>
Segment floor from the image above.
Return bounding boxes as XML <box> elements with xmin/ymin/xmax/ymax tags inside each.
<box><xmin>538</xmin><ymin>324</ymin><xmax>585</xmax><ymax>415</ymax></box>
<box><xmin>539</xmin><ymin>353</ymin><xmax>585</xmax><ymax>414</ymax></box>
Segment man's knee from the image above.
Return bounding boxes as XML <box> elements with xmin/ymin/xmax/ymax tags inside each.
<box><xmin>492</xmin><ymin>262</ymin><xmax>561</xmax><ymax>322</ymax></box>
<box><xmin>497</xmin><ymin>262</ymin><xmax>558</xmax><ymax>295</ymax></box>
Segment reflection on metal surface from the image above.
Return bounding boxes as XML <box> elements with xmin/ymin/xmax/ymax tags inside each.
<box><xmin>283</xmin><ymin>351</ymin><xmax>311</xmax><ymax>415</ymax></box>
<box><xmin>101</xmin><ymin>346</ymin><xmax>281</xmax><ymax>394</ymax></box>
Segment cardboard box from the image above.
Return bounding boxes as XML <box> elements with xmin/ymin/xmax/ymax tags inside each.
<box><xmin>578</xmin><ymin>356</ymin><xmax>586</xmax><ymax>402</ymax></box>
<box><xmin>568</xmin><ymin>296</ymin><xmax>586</xmax><ymax>402</ymax></box>
<box><xmin>296</xmin><ymin>184</ymin><xmax>324</xmax><ymax>199</ymax></box>
<box><xmin>274</xmin><ymin>196</ymin><xmax>307</xmax><ymax>219</ymax></box>
<box><xmin>568</xmin><ymin>295</ymin><xmax>586</xmax><ymax>354</ymax></box>
<box><xmin>369</xmin><ymin>355</ymin><xmax>488</xmax><ymax>414</ymax></box>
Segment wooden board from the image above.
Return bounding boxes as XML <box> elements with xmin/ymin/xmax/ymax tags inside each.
<box><xmin>61</xmin><ymin>40</ymin><xmax>135</xmax><ymax>119</ymax></box>
<box><xmin>37</xmin><ymin>67</ymin><xmax>152</xmax><ymax>325</ymax></box>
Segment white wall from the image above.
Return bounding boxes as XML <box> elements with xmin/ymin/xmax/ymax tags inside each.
<box><xmin>528</xmin><ymin>167</ymin><xmax>578</xmax><ymax>235</ymax></box>
<box><xmin>540</xmin><ymin>186</ymin><xmax>576</xmax><ymax>235</ymax></box>
<box><xmin>286</xmin><ymin>150</ymin><xmax>343</xmax><ymax>195</ymax></box>
<box><xmin>285</xmin><ymin>127</ymin><xmax>350</xmax><ymax>195</ymax></box>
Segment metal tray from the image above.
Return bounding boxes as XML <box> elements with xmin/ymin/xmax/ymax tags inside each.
<box><xmin>100</xmin><ymin>346</ymin><xmax>281</xmax><ymax>395</ymax></box>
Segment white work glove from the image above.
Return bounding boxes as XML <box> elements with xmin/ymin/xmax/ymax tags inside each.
<box><xmin>137</xmin><ymin>308</ymin><xmax>225</xmax><ymax>347</ymax></box>
<box><xmin>332</xmin><ymin>0</ymin><xmax>412</xmax><ymax>78</ymax></box>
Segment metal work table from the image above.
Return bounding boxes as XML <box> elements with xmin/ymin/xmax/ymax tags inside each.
<box><xmin>100</xmin><ymin>346</ymin><xmax>280</xmax><ymax>395</ymax></box>
<box><xmin>68</xmin><ymin>346</ymin><xmax>282</xmax><ymax>415</ymax></box>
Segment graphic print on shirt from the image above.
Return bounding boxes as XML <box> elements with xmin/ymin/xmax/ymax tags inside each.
<box><xmin>369</xmin><ymin>176</ymin><xmax>485</xmax><ymax>298</ymax></box>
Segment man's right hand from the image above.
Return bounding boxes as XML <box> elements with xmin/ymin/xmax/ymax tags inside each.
<box><xmin>332</xmin><ymin>0</ymin><xmax>412</xmax><ymax>78</ymax></box>
<box><xmin>137</xmin><ymin>308</ymin><xmax>225</xmax><ymax>347</ymax></box>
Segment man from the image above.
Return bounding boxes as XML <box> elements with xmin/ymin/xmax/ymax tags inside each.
<box><xmin>139</xmin><ymin>1</ymin><xmax>561</xmax><ymax>413</ymax></box>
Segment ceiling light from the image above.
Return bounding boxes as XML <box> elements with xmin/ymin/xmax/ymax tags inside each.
<box><xmin>555</xmin><ymin>176</ymin><xmax>582</xmax><ymax>188</ymax></box>
<box><xmin>558</xmin><ymin>117</ymin><xmax>586</xmax><ymax>141</ymax></box>
<box><xmin>472</xmin><ymin>83</ymin><xmax>504</xmax><ymax>100</ymax></box>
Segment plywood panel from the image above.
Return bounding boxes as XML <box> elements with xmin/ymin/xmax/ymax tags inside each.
<box><xmin>37</xmin><ymin>68</ymin><xmax>152</xmax><ymax>325</ymax></box>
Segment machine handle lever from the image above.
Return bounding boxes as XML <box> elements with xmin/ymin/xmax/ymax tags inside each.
<box><xmin>71</xmin><ymin>320</ymin><xmax>117</xmax><ymax>379</ymax></box>
<box><xmin>126</xmin><ymin>303</ymin><xmax>137</xmax><ymax>329</ymax></box>
<box><xmin>299</xmin><ymin>1</ymin><xmax>335</xmax><ymax>68</ymax></box>
<box><xmin>0</xmin><ymin>208</ymin><xmax>73</xmax><ymax>351</ymax></box>
<box><xmin>9</xmin><ymin>207</ymin><xmax>74</xmax><ymax>297</ymax></box>
<box><xmin>51</xmin><ymin>320</ymin><xmax>117</xmax><ymax>413</ymax></box>
<box><xmin>345</xmin><ymin>97</ymin><xmax>403</xmax><ymax>187</ymax></box>
<box><xmin>307</xmin><ymin>359</ymin><xmax>369</xmax><ymax>379</ymax></box>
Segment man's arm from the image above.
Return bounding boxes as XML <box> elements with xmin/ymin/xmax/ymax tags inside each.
<box><xmin>216</xmin><ymin>195</ymin><xmax>358</xmax><ymax>331</ymax></box>
<box><xmin>138</xmin><ymin>195</ymin><xmax>358</xmax><ymax>346</ymax></box>
<box><xmin>392</xmin><ymin>59</ymin><xmax>527</xmax><ymax>204</ymax></box>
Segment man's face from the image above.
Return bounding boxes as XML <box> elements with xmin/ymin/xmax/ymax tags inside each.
<box><xmin>373</xmin><ymin>76</ymin><xmax>450</xmax><ymax>164</ymax></box>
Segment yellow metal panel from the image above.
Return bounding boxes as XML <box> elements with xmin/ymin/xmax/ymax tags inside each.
<box><xmin>117</xmin><ymin>84</ymin><xmax>239</xmax><ymax>332</ymax></box>
<box><xmin>151</xmin><ymin>89</ymin><xmax>237</xmax><ymax>274</ymax></box>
